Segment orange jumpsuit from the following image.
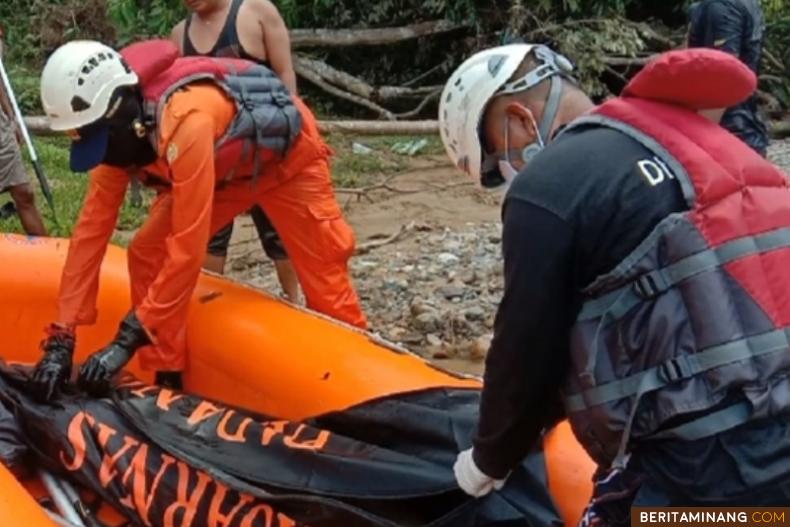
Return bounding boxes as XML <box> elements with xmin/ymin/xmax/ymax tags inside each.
<box><xmin>58</xmin><ymin>84</ymin><xmax>367</xmax><ymax>372</ymax></box>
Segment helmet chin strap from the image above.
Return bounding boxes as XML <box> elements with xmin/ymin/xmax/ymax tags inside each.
<box><xmin>519</xmin><ymin>74</ymin><xmax>563</xmax><ymax>164</ymax></box>
<box><xmin>538</xmin><ymin>75</ymin><xmax>564</xmax><ymax>147</ymax></box>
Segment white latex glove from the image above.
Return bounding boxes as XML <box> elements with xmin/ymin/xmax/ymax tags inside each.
<box><xmin>453</xmin><ymin>448</ymin><xmax>507</xmax><ymax>498</ymax></box>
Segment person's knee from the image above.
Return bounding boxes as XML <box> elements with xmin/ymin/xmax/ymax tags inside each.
<box><xmin>9</xmin><ymin>184</ymin><xmax>36</xmax><ymax>209</ymax></box>
<box><xmin>304</xmin><ymin>205</ymin><xmax>356</xmax><ymax>264</ymax></box>
<box><xmin>128</xmin><ymin>230</ymin><xmax>161</xmax><ymax>267</ymax></box>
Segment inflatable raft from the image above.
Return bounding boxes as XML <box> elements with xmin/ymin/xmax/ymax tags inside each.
<box><xmin>0</xmin><ymin>233</ymin><xmax>595</xmax><ymax>526</ymax></box>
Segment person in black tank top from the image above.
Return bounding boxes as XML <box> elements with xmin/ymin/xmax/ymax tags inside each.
<box><xmin>173</xmin><ymin>0</ymin><xmax>302</xmax><ymax>304</ymax></box>
<box><xmin>182</xmin><ymin>0</ymin><xmax>269</xmax><ymax>65</ymax></box>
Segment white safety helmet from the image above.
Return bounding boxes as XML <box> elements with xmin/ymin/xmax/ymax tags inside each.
<box><xmin>40</xmin><ymin>40</ymin><xmax>138</xmax><ymax>131</ymax></box>
<box><xmin>438</xmin><ymin>43</ymin><xmax>574</xmax><ymax>189</ymax></box>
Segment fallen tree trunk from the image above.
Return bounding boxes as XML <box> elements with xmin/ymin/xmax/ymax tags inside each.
<box><xmin>23</xmin><ymin>116</ymin><xmax>441</xmax><ymax>136</ymax></box>
<box><xmin>293</xmin><ymin>64</ymin><xmax>396</xmax><ymax>120</ymax></box>
<box><xmin>320</xmin><ymin>120</ymin><xmax>439</xmax><ymax>135</ymax></box>
<box><xmin>294</xmin><ymin>56</ymin><xmax>377</xmax><ymax>99</ymax></box>
<box><xmin>24</xmin><ymin>116</ymin><xmax>787</xmax><ymax>139</ymax></box>
<box><xmin>601</xmin><ymin>55</ymin><xmax>655</xmax><ymax>67</ymax></box>
<box><xmin>295</xmin><ymin>56</ymin><xmax>441</xmax><ymax>101</ymax></box>
<box><xmin>772</xmin><ymin>120</ymin><xmax>790</xmax><ymax>139</ymax></box>
<box><xmin>290</xmin><ymin>20</ymin><xmax>468</xmax><ymax>48</ymax></box>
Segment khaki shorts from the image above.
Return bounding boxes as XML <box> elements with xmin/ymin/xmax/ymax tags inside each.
<box><xmin>0</xmin><ymin>111</ymin><xmax>28</xmax><ymax>193</ymax></box>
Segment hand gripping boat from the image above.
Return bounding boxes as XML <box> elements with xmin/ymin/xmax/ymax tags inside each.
<box><xmin>0</xmin><ymin>233</ymin><xmax>595</xmax><ymax>527</ymax></box>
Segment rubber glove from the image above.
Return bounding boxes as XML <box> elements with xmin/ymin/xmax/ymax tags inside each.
<box><xmin>154</xmin><ymin>371</ymin><xmax>183</xmax><ymax>390</ymax></box>
<box><xmin>453</xmin><ymin>448</ymin><xmax>507</xmax><ymax>498</ymax></box>
<box><xmin>28</xmin><ymin>324</ymin><xmax>76</xmax><ymax>402</ymax></box>
<box><xmin>78</xmin><ymin>311</ymin><xmax>150</xmax><ymax>397</ymax></box>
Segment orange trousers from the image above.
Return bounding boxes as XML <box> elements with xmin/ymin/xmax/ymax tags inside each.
<box><xmin>128</xmin><ymin>156</ymin><xmax>367</xmax><ymax>372</ymax></box>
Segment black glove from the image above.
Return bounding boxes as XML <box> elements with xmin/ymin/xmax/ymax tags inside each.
<box><xmin>154</xmin><ymin>371</ymin><xmax>183</xmax><ymax>390</ymax></box>
<box><xmin>28</xmin><ymin>324</ymin><xmax>76</xmax><ymax>403</ymax></box>
<box><xmin>78</xmin><ymin>311</ymin><xmax>151</xmax><ymax>397</ymax></box>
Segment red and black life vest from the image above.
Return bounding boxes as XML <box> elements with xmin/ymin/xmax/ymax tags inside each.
<box><xmin>561</xmin><ymin>49</ymin><xmax>790</xmax><ymax>468</ymax></box>
<box><xmin>119</xmin><ymin>39</ymin><xmax>303</xmax><ymax>184</ymax></box>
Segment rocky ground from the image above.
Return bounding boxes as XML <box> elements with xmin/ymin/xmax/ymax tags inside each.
<box><xmin>228</xmin><ymin>138</ymin><xmax>790</xmax><ymax>376</ymax></box>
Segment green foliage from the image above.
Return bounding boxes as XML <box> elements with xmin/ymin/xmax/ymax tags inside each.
<box><xmin>0</xmin><ymin>0</ymin><xmax>787</xmax><ymax>117</ymax></box>
<box><xmin>761</xmin><ymin>0</ymin><xmax>790</xmax><ymax>108</ymax></box>
<box><xmin>552</xmin><ymin>19</ymin><xmax>646</xmax><ymax>98</ymax></box>
<box><xmin>107</xmin><ymin>0</ymin><xmax>186</xmax><ymax>45</ymax></box>
<box><xmin>273</xmin><ymin>0</ymin><xmax>477</xmax><ymax>28</ymax></box>
<box><xmin>0</xmin><ymin>136</ymin><xmax>153</xmax><ymax>239</ymax></box>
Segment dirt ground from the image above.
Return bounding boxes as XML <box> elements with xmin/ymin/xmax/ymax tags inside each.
<box><xmin>227</xmin><ymin>139</ymin><xmax>790</xmax><ymax>378</ymax></box>
<box><xmin>225</xmin><ymin>154</ymin><xmax>499</xmax><ymax>376</ymax></box>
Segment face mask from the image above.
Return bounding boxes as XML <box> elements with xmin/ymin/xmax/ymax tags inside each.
<box><xmin>490</xmin><ymin>64</ymin><xmax>568</xmax><ymax>185</ymax></box>
<box><xmin>498</xmin><ymin>111</ymin><xmax>545</xmax><ymax>185</ymax></box>
<box><xmin>103</xmin><ymin>126</ymin><xmax>158</xmax><ymax>169</ymax></box>
<box><xmin>101</xmin><ymin>89</ymin><xmax>157</xmax><ymax>169</ymax></box>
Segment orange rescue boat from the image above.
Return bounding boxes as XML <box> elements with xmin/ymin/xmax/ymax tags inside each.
<box><xmin>0</xmin><ymin>233</ymin><xmax>595</xmax><ymax>526</ymax></box>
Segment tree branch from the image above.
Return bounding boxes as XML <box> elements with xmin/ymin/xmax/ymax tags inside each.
<box><xmin>295</xmin><ymin>56</ymin><xmax>441</xmax><ymax>102</ymax></box>
<box><xmin>24</xmin><ymin>116</ymin><xmax>441</xmax><ymax>136</ymax></box>
<box><xmin>294</xmin><ymin>55</ymin><xmax>375</xmax><ymax>99</ymax></box>
<box><xmin>318</xmin><ymin>120</ymin><xmax>439</xmax><ymax>135</ymax></box>
<box><xmin>601</xmin><ymin>55</ymin><xmax>655</xmax><ymax>67</ymax></box>
<box><xmin>355</xmin><ymin>222</ymin><xmax>417</xmax><ymax>255</ymax></box>
<box><xmin>771</xmin><ymin>120</ymin><xmax>790</xmax><ymax>139</ymax></box>
<box><xmin>402</xmin><ymin>61</ymin><xmax>450</xmax><ymax>87</ymax></box>
<box><xmin>763</xmin><ymin>49</ymin><xmax>786</xmax><ymax>73</ymax></box>
<box><xmin>293</xmin><ymin>61</ymin><xmax>396</xmax><ymax>120</ymax></box>
<box><xmin>290</xmin><ymin>20</ymin><xmax>468</xmax><ymax>48</ymax></box>
<box><xmin>394</xmin><ymin>88</ymin><xmax>443</xmax><ymax>119</ymax></box>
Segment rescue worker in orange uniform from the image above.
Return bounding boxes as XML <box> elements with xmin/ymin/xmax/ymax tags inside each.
<box><xmin>28</xmin><ymin>39</ymin><xmax>367</xmax><ymax>402</ymax></box>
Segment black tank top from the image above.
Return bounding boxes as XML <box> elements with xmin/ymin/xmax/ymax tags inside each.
<box><xmin>182</xmin><ymin>0</ymin><xmax>271</xmax><ymax>67</ymax></box>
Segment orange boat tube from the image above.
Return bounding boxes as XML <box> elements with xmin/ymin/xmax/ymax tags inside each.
<box><xmin>0</xmin><ymin>233</ymin><xmax>595</xmax><ymax>526</ymax></box>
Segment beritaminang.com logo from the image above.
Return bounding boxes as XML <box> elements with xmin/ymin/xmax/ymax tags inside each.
<box><xmin>632</xmin><ymin>508</ymin><xmax>789</xmax><ymax>527</ymax></box>
<box><xmin>641</xmin><ymin>512</ymin><xmax>749</xmax><ymax>523</ymax></box>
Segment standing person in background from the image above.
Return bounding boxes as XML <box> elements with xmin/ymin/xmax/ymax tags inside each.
<box><xmin>0</xmin><ymin>25</ymin><xmax>47</xmax><ymax>236</ymax></box>
<box><xmin>687</xmin><ymin>0</ymin><xmax>769</xmax><ymax>156</ymax></box>
<box><xmin>170</xmin><ymin>0</ymin><xmax>301</xmax><ymax>303</ymax></box>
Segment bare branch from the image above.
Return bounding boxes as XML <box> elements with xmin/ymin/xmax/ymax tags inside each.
<box><xmin>402</xmin><ymin>61</ymin><xmax>450</xmax><ymax>87</ymax></box>
<box><xmin>294</xmin><ymin>55</ymin><xmax>375</xmax><ymax>99</ymax></box>
<box><xmin>356</xmin><ymin>222</ymin><xmax>417</xmax><ymax>255</ymax></box>
<box><xmin>293</xmin><ymin>62</ymin><xmax>396</xmax><ymax>120</ymax></box>
<box><xmin>771</xmin><ymin>120</ymin><xmax>790</xmax><ymax>139</ymax></box>
<box><xmin>601</xmin><ymin>55</ymin><xmax>655</xmax><ymax>67</ymax></box>
<box><xmin>394</xmin><ymin>88</ymin><xmax>443</xmax><ymax>119</ymax></box>
<box><xmin>376</xmin><ymin>85</ymin><xmax>444</xmax><ymax>100</ymax></box>
<box><xmin>336</xmin><ymin>175</ymin><xmax>422</xmax><ymax>197</ymax></box>
<box><xmin>318</xmin><ymin>120</ymin><xmax>439</xmax><ymax>135</ymax></box>
<box><xmin>294</xmin><ymin>56</ymin><xmax>440</xmax><ymax>102</ymax></box>
<box><xmin>290</xmin><ymin>20</ymin><xmax>468</xmax><ymax>48</ymax></box>
<box><xmin>763</xmin><ymin>49</ymin><xmax>786</xmax><ymax>73</ymax></box>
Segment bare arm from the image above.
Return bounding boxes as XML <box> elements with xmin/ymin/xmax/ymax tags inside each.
<box><xmin>169</xmin><ymin>20</ymin><xmax>186</xmax><ymax>54</ymax></box>
<box><xmin>0</xmin><ymin>38</ymin><xmax>22</xmax><ymax>143</ymax></box>
<box><xmin>0</xmin><ymin>40</ymin><xmax>13</xmax><ymax>117</ymax></box>
<box><xmin>259</xmin><ymin>0</ymin><xmax>298</xmax><ymax>94</ymax></box>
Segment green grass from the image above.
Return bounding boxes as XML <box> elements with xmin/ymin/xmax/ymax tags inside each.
<box><xmin>0</xmin><ymin>136</ymin><xmax>154</xmax><ymax>243</ymax></box>
<box><xmin>326</xmin><ymin>134</ymin><xmax>444</xmax><ymax>188</ymax></box>
<box><xmin>0</xmin><ymin>133</ymin><xmax>443</xmax><ymax>245</ymax></box>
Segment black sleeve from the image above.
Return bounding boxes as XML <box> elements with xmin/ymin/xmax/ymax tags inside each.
<box><xmin>471</xmin><ymin>198</ymin><xmax>574</xmax><ymax>479</ymax></box>
<box><xmin>688</xmin><ymin>0</ymin><xmax>747</xmax><ymax>56</ymax></box>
